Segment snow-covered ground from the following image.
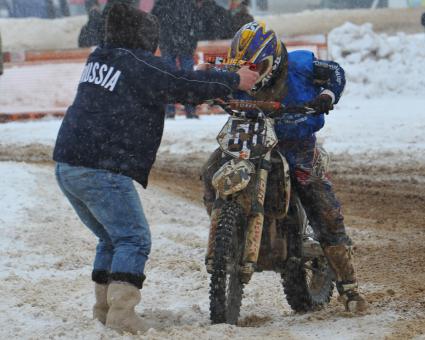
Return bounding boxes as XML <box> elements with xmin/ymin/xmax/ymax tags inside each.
<box><xmin>1</xmin><ymin>96</ymin><xmax>424</xmax><ymax>167</ymax></box>
<box><xmin>0</xmin><ymin>162</ymin><xmax>400</xmax><ymax>339</ymax></box>
<box><xmin>0</xmin><ymin>21</ymin><xmax>425</xmax><ymax>339</ymax></box>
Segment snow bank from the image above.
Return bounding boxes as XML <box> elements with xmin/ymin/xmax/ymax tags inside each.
<box><xmin>0</xmin><ymin>16</ymin><xmax>86</xmax><ymax>52</ymax></box>
<box><xmin>262</xmin><ymin>7</ymin><xmax>424</xmax><ymax>38</ymax></box>
<box><xmin>0</xmin><ymin>63</ymin><xmax>83</xmax><ymax>112</ymax></box>
<box><xmin>329</xmin><ymin>22</ymin><xmax>425</xmax><ymax>97</ymax></box>
<box><xmin>1</xmin><ymin>7</ymin><xmax>423</xmax><ymax>52</ymax></box>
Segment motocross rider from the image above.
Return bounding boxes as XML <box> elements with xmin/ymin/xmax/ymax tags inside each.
<box><xmin>201</xmin><ymin>21</ymin><xmax>368</xmax><ymax>313</ymax></box>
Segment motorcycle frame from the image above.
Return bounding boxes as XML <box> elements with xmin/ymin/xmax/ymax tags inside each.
<box><xmin>210</xmin><ymin>114</ymin><xmax>286</xmax><ymax>283</ymax></box>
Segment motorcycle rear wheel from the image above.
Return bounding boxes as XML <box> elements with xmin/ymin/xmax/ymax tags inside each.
<box><xmin>282</xmin><ymin>195</ymin><xmax>334</xmax><ymax>312</ymax></box>
<box><xmin>209</xmin><ymin>201</ymin><xmax>246</xmax><ymax>325</ymax></box>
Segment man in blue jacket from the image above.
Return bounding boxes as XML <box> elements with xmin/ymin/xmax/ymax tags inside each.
<box><xmin>53</xmin><ymin>3</ymin><xmax>258</xmax><ymax>334</ymax></box>
<box><xmin>201</xmin><ymin>21</ymin><xmax>367</xmax><ymax>313</ymax></box>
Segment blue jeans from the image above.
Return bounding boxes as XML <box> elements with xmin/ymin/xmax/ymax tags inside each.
<box><xmin>55</xmin><ymin>162</ymin><xmax>151</xmax><ymax>285</ymax></box>
<box><xmin>162</xmin><ymin>53</ymin><xmax>196</xmax><ymax>117</ymax></box>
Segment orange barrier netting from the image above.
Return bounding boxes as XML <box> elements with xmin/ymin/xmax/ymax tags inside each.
<box><xmin>3</xmin><ymin>37</ymin><xmax>327</xmax><ymax>64</ymax></box>
<box><xmin>1</xmin><ymin>37</ymin><xmax>327</xmax><ymax>123</ymax></box>
<box><xmin>0</xmin><ymin>111</ymin><xmax>65</xmax><ymax>123</ymax></box>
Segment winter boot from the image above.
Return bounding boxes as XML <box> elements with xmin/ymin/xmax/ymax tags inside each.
<box><xmin>93</xmin><ymin>283</ymin><xmax>109</xmax><ymax>324</ymax></box>
<box><xmin>106</xmin><ymin>282</ymin><xmax>148</xmax><ymax>334</ymax></box>
<box><xmin>323</xmin><ymin>244</ymin><xmax>368</xmax><ymax>313</ymax></box>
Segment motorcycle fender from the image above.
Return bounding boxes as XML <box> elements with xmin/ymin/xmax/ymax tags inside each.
<box><xmin>277</xmin><ymin>151</ymin><xmax>291</xmax><ymax>217</ymax></box>
<box><xmin>212</xmin><ymin>159</ymin><xmax>255</xmax><ymax>196</ymax></box>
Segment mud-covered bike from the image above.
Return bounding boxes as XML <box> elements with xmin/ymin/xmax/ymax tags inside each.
<box><xmin>205</xmin><ymin>100</ymin><xmax>334</xmax><ymax>324</ymax></box>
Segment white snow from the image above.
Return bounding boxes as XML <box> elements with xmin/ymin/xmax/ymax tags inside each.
<box><xmin>0</xmin><ymin>163</ymin><xmax>399</xmax><ymax>339</ymax></box>
<box><xmin>328</xmin><ymin>23</ymin><xmax>425</xmax><ymax>98</ymax></box>
<box><xmin>1</xmin><ymin>96</ymin><xmax>424</xmax><ymax>166</ymax></box>
<box><xmin>1</xmin><ymin>7</ymin><xmax>423</xmax><ymax>52</ymax></box>
<box><xmin>0</xmin><ymin>63</ymin><xmax>84</xmax><ymax>112</ymax></box>
<box><xmin>0</xmin><ymin>16</ymin><xmax>86</xmax><ymax>52</ymax></box>
<box><xmin>1</xmin><ymin>23</ymin><xmax>424</xmax><ymax>113</ymax></box>
<box><xmin>259</xmin><ymin>7</ymin><xmax>424</xmax><ymax>37</ymax></box>
<box><xmin>0</xmin><ymin>21</ymin><xmax>424</xmax><ymax>339</ymax></box>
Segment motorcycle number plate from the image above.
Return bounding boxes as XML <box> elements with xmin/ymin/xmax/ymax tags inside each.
<box><xmin>217</xmin><ymin>117</ymin><xmax>278</xmax><ymax>159</ymax></box>
<box><xmin>228</xmin><ymin>120</ymin><xmax>265</xmax><ymax>154</ymax></box>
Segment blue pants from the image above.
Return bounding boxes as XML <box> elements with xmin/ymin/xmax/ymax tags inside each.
<box><xmin>280</xmin><ymin>139</ymin><xmax>349</xmax><ymax>246</ymax></box>
<box><xmin>162</xmin><ymin>53</ymin><xmax>196</xmax><ymax>117</ymax></box>
<box><xmin>55</xmin><ymin>162</ymin><xmax>151</xmax><ymax>288</ymax></box>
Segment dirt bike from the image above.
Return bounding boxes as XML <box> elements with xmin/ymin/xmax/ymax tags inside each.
<box><xmin>206</xmin><ymin>99</ymin><xmax>334</xmax><ymax>325</ymax></box>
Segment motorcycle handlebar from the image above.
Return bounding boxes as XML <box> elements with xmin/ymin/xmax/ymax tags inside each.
<box><xmin>209</xmin><ymin>99</ymin><xmax>317</xmax><ymax>116</ymax></box>
<box><xmin>226</xmin><ymin>100</ymin><xmax>283</xmax><ymax>112</ymax></box>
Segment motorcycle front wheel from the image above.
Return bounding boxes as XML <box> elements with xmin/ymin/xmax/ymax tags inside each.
<box><xmin>209</xmin><ymin>201</ymin><xmax>246</xmax><ymax>325</ymax></box>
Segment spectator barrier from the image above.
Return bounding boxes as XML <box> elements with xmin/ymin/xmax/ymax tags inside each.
<box><xmin>0</xmin><ymin>36</ymin><xmax>327</xmax><ymax>123</ymax></box>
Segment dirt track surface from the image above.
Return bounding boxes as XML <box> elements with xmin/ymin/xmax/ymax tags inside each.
<box><xmin>0</xmin><ymin>151</ymin><xmax>424</xmax><ymax>338</ymax></box>
<box><xmin>151</xmin><ymin>153</ymin><xmax>425</xmax><ymax>339</ymax></box>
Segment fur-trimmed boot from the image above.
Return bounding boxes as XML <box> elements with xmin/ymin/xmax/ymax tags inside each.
<box><xmin>323</xmin><ymin>244</ymin><xmax>368</xmax><ymax>313</ymax></box>
<box><xmin>93</xmin><ymin>283</ymin><xmax>109</xmax><ymax>324</ymax></box>
<box><xmin>105</xmin><ymin>282</ymin><xmax>148</xmax><ymax>334</ymax></box>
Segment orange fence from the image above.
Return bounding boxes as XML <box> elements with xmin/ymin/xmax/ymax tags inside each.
<box><xmin>0</xmin><ymin>111</ymin><xmax>65</xmax><ymax>123</ymax></box>
<box><xmin>3</xmin><ymin>36</ymin><xmax>328</xmax><ymax>65</ymax></box>
<box><xmin>3</xmin><ymin>48</ymin><xmax>93</xmax><ymax>64</ymax></box>
<box><xmin>0</xmin><ymin>36</ymin><xmax>327</xmax><ymax>123</ymax></box>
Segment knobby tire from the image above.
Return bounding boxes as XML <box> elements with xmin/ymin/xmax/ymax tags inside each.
<box><xmin>209</xmin><ymin>202</ymin><xmax>245</xmax><ymax>325</ymax></box>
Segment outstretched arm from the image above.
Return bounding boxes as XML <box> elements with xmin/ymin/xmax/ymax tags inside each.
<box><xmin>123</xmin><ymin>49</ymin><xmax>258</xmax><ymax>105</ymax></box>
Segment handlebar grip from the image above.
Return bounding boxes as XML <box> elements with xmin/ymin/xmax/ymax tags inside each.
<box><xmin>227</xmin><ymin>100</ymin><xmax>282</xmax><ymax>112</ymax></box>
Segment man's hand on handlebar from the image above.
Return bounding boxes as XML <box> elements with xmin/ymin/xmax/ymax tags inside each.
<box><xmin>236</xmin><ymin>66</ymin><xmax>260</xmax><ymax>92</ymax></box>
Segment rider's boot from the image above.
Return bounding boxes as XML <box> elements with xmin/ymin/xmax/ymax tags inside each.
<box><xmin>323</xmin><ymin>244</ymin><xmax>368</xmax><ymax>313</ymax></box>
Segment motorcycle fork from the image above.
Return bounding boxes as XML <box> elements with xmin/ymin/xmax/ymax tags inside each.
<box><xmin>206</xmin><ymin>206</ymin><xmax>221</xmax><ymax>272</ymax></box>
<box><xmin>240</xmin><ymin>152</ymin><xmax>271</xmax><ymax>283</ymax></box>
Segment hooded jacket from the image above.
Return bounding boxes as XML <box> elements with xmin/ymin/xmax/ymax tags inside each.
<box><xmin>53</xmin><ymin>46</ymin><xmax>240</xmax><ymax>187</ymax></box>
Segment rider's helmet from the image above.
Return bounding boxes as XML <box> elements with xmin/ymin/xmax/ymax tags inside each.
<box><xmin>228</xmin><ymin>21</ymin><xmax>288</xmax><ymax>95</ymax></box>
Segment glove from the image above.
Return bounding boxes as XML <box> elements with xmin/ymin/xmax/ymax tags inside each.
<box><xmin>308</xmin><ymin>94</ymin><xmax>334</xmax><ymax>115</ymax></box>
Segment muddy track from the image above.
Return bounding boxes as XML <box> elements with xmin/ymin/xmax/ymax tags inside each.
<box><xmin>150</xmin><ymin>153</ymin><xmax>425</xmax><ymax>339</ymax></box>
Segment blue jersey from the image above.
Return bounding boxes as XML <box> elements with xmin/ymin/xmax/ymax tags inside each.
<box><xmin>235</xmin><ymin>50</ymin><xmax>346</xmax><ymax>143</ymax></box>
